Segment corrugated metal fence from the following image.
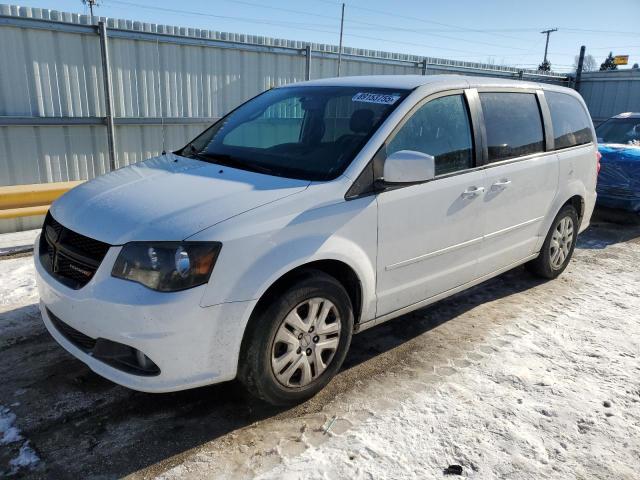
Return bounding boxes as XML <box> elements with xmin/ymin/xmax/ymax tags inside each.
<box><xmin>577</xmin><ymin>69</ymin><xmax>640</xmax><ymax>125</ymax></box>
<box><xmin>0</xmin><ymin>3</ymin><xmax>568</xmax><ymax>233</ymax></box>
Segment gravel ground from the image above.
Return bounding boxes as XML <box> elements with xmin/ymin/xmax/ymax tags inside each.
<box><xmin>0</xmin><ymin>210</ymin><xmax>639</xmax><ymax>479</ymax></box>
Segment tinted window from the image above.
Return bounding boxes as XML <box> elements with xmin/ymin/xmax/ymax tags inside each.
<box><xmin>546</xmin><ymin>91</ymin><xmax>593</xmax><ymax>149</ymax></box>
<box><xmin>596</xmin><ymin>117</ymin><xmax>640</xmax><ymax>145</ymax></box>
<box><xmin>182</xmin><ymin>86</ymin><xmax>408</xmax><ymax>181</ymax></box>
<box><xmin>479</xmin><ymin>92</ymin><xmax>544</xmax><ymax>162</ymax></box>
<box><xmin>223</xmin><ymin>96</ymin><xmax>304</xmax><ymax>148</ymax></box>
<box><xmin>387</xmin><ymin>94</ymin><xmax>473</xmax><ymax>176</ymax></box>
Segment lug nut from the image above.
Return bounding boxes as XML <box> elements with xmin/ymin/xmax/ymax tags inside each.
<box><xmin>309</xmin><ymin>326</ymin><xmax>315</xmax><ymax>333</ymax></box>
<box><xmin>313</xmin><ymin>336</ymin><xmax>319</xmax><ymax>343</ymax></box>
<box><xmin>306</xmin><ymin>348</ymin><xmax>312</xmax><ymax>356</ymax></box>
<box><xmin>296</xmin><ymin>347</ymin><xmax>302</xmax><ymax>354</ymax></box>
<box><xmin>298</xmin><ymin>333</ymin><xmax>303</xmax><ymax>340</ymax></box>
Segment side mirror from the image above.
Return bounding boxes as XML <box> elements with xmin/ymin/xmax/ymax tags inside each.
<box><xmin>382</xmin><ymin>150</ymin><xmax>435</xmax><ymax>184</ymax></box>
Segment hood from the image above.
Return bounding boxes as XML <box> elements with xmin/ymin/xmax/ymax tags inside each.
<box><xmin>50</xmin><ymin>153</ymin><xmax>309</xmax><ymax>244</ymax></box>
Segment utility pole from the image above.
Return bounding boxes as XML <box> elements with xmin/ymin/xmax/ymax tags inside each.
<box><xmin>540</xmin><ymin>28</ymin><xmax>558</xmax><ymax>65</ymax></box>
<box><xmin>337</xmin><ymin>3</ymin><xmax>345</xmax><ymax>77</ymax></box>
<box><xmin>83</xmin><ymin>0</ymin><xmax>99</xmax><ymax>20</ymax></box>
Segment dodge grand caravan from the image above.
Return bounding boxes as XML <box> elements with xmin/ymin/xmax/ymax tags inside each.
<box><xmin>35</xmin><ymin>75</ymin><xmax>598</xmax><ymax>405</ymax></box>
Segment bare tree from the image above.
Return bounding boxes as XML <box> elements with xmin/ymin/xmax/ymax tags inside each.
<box><xmin>574</xmin><ymin>54</ymin><xmax>596</xmax><ymax>72</ymax></box>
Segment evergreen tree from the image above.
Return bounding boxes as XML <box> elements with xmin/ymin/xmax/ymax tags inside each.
<box><xmin>600</xmin><ymin>52</ymin><xmax>618</xmax><ymax>71</ymax></box>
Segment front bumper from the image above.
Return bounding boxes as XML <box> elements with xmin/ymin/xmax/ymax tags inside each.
<box><xmin>35</xmin><ymin>235</ymin><xmax>257</xmax><ymax>393</ymax></box>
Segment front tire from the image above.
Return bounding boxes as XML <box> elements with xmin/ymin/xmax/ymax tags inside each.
<box><xmin>238</xmin><ymin>270</ymin><xmax>353</xmax><ymax>406</ymax></box>
<box><xmin>527</xmin><ymin>204</ymin><xmax>579</xmax><ymax>279</ymax></box>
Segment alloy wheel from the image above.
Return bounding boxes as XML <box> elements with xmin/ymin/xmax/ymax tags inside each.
<box><xmin>271</xmin><ymin>297</ymin><xmax>342</xmax><ymax>388</ymax></box>
<box><xmin>549</xmin><ymin>216</ymin><xmax>574</xmax><ymax>270</ymax></box>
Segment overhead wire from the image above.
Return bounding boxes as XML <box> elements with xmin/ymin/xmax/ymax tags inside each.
<box><xmin>104</xmin><ymin>0</ymin><xmax>636</xmax><ymax>67</ymax></box>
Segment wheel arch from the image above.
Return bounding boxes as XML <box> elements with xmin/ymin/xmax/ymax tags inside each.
<box><xmin>250</xmin><ymin>259</ymin><xmax>363</xmax><ymax>327</ymax></box>
<box><xmin>535</xmin><ymin>182</ymin><xmax>587</xmax><ymax>253</ymax></box>
<box><xmin>237</xmin><ymin>259</ymin><xmax>364</xmax><ymax>371</ymax></box>
<box><xmin>565</xmin><ymin>194</ymin><xmax>585</xmax><ymax>221</ymax></box>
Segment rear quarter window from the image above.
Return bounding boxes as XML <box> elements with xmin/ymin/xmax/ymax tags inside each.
<box><xmin>545</xmin><ymin>91</ymin><xmax>593</xmax><ymax>149</ymax></box>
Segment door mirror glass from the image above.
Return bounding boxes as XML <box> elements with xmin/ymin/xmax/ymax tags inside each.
<box><xmin>383</xmin><ymin>150</ymin><xmax>435</xmax><ymax>184</ymax></box>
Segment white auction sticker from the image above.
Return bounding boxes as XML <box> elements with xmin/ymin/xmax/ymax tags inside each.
<box><xmin>352</xmin><ymin>92</ymin><xmax>400</xmax><ymax>105</ymax></box>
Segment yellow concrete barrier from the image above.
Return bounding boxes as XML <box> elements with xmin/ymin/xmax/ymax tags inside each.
<box><xmin>0</xmin><ymin>205</ymin><xmax>50</xmax><ymax>220</ymax></box>
<box><xmin>0</xmin><ymin>181</ymin><xmax>83</xmax><ymax>219</ymax></box>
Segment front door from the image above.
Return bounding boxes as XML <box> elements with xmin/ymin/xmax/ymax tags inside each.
<box><xmin>376</xmin><ymin>92</ymin><xmax>485</xmax><ymax>316</ymax></box>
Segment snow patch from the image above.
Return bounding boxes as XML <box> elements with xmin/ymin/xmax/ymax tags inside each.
<box><xmin>9</xmin><ymin>441</ymin><xmax>40</xmax><ymax>474</ymax></box>
<box><xmin>0</xmin><ymin>406</ymin><xmax>40</xmax><ymax>475</ymax></box>
<box><xmin>0</xmin><ymin>228</ymin><xmax>39</xmax><ymax>256</ymax></box>
<box><xmin>0</xmin><ymin>406</ymin><xmax>22</xmax><ymax>445</ymax></box>
<box><xmin>0</xmin><ymin>256</ymin><xmax>38</xmax><ymax>307</ymax></box>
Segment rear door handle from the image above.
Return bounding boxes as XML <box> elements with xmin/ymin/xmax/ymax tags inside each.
<box><xmin>491</xmin><ymin>179</ymin><xmax>512</xmax><ymax>189</ymax></box>
<box><xmin>461</xmin><ymin>186</ymin><xmax>485</xmax><ymax>199</ymax></box>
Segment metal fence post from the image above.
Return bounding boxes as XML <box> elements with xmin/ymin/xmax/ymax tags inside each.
<box><xmin>98</xmin><ymin>21</ymin><xmax>117</xmax><ymax>171</ymax></box>
<box><xmin>574</xmin><ymin>45</ymin><xmax>586</xmax><ymax>92</ymax></box>
<box><xmin>421</xmin><ymin>58</ymin><xmax>428</xmax><ymax>75</ymax></box>
<box><xmin>305</xmin><ymin>45</ymin><xmax>311</xmax><ymax>81</ymax></box>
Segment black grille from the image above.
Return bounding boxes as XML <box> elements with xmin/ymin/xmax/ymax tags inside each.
<box><xmin>40</xmin><ymin>212</ymin><xmax>111</xmax><ymax>289</ymax></box>
<box><xmin>48</xmin><ymin>309</ymin><xmax>97</xmax><ymax>352</ymax></box>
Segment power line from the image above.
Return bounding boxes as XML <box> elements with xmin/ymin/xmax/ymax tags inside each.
<box><xmin>107</xmin><ymin>0</ymin><xmax>338</xmax><ymax>32</ymax></box>
<box><xmin>313</xmin><ymin>0</ymin><xmax>640</xmax><ymax>38</ymax></box>
<box><xmin>106</xmin><ymin>0</ymin><xmax>521</xmax><ymax>56</ymax></box>
<box><xmin>311</xmin><ymin>0</ymin><xmax>529</xmax><ymax>42</ymax></box>
<box><xmin>220</xmin><ymin>0</ymin><xmax>534</xmax><ymax>52</ymax></box>
<box><xmin>101</xmin><ymin>0</ymin><xmax>637</xmax><ymax>65</ymax></box>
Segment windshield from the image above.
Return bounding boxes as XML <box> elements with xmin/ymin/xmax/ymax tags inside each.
<box><xmin>179</xmin><ymin>86</ymin><xmax>410</xmax><ymax>180</ymax></box>
<box><xmin>596</xmin><ymin>118</ymin><xmax>640</xmax><ymax>146</ymax></box>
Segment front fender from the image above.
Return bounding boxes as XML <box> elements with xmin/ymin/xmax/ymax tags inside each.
<box><xmin>195</xmin><ymin>192</ymin><xmax>378</xmax><ymax>323</ymax></box>
<box><xmin>245</xmin><ymin>235</ymin><xmax>378</xmax><ymax>323</ymax></box>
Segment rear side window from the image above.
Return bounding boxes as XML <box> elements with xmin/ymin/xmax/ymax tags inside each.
<box><xmin>545</xmin><ymin>91</ymin><xmax>593</xmax><ymax>149</ymax></box>
<box><xmin>387</xmin><ymin>94</ymin><xmax>474</xmax><ymax>176</ymax></box>
<box><xmin>479</xmin><ymin>92</ymin><xmax>544</xmax><ymax>162</ymax></box>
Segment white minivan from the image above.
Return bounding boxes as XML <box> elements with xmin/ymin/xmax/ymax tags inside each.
<box><xmin>35</xmin><ymin>75</ymin><xmax>598</xmax><ymax>405</ymax></box>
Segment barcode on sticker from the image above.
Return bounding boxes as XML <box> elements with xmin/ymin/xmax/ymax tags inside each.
<box><xmin>352</xmin><ymin>92</ymin><xmax>400</xmax><ymax>105</ymax></box>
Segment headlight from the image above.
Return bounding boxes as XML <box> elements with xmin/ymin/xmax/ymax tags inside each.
<box><xmin>111</xmin><ymin>242</ymin><xmax>221</xmax><ymax>292</ymax></box>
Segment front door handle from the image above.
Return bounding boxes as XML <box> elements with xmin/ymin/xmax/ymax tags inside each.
<box><xmin>491</xmin><ymin>179</ymin><xmax>512</xmax><ymax>189</ymax></box>
<box><xmin>461</xmin><ymin>186</ymin><xmax>485</xmax><ymax>199</ymax></box>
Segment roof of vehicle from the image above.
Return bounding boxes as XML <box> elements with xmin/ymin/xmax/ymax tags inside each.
<box><xmin>285</xmin><ymin>74</ymin><xmax>557</xmax><ymax>91</ymax></box>
<box><xmin>610</xmin><ymin>112</ymin><xmax>640</xmax><ymax>119</ymax></box>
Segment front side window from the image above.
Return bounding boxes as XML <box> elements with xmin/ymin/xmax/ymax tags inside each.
<box><xmin>546</xmin><ymin>91</ymin><xmax>593</xmax><ymax>149</ymax></box>
<box><xmin>182</xmin><ymin>86</ymin><xmax>409</xmax><ymax>181</ymax></box>
<box><xmin>595</xmin><ymin>117</ymin><xmax>640</xmax><ymax>145</ymax></box>
<box><xmin>479</xmin><ymin>92</ymin><xmax>545</xmax><ymax>162</ymax></box>
<box><xmin>387</xmin><ymin>94</ymin><xmax>474</xmax><ymax>176</ymax></box>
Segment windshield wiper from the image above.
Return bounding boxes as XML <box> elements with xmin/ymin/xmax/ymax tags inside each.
<box><xmin>196</xmin><ymin>151</ymin><xmax>278</xmax><ymax>176</ymax></box>
<box><xmin>183</xmin><ymin>144</ymin><xmax>215</xmax><ymax>163</ymax></box>
<box><xmin>183</xmin><ymin>145</ymin><xmax>279</xmax><ymax>176</ymax></box>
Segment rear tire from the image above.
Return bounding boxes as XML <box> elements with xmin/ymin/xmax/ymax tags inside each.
<box><xmin>527</xmin><ymin>204</ymin><xmax>579</xmax><ymax>279</ymax></box>
<box><xmin>238</xmin><ymin>270</ymin><xmax>353</xmax><ymax>406</ymax></box>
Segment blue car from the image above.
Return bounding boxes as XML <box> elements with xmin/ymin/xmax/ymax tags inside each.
<box><xmin>596</xmin><ymin>112</ymin><xmax>640</xmax><ymax>212</ymax></box>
